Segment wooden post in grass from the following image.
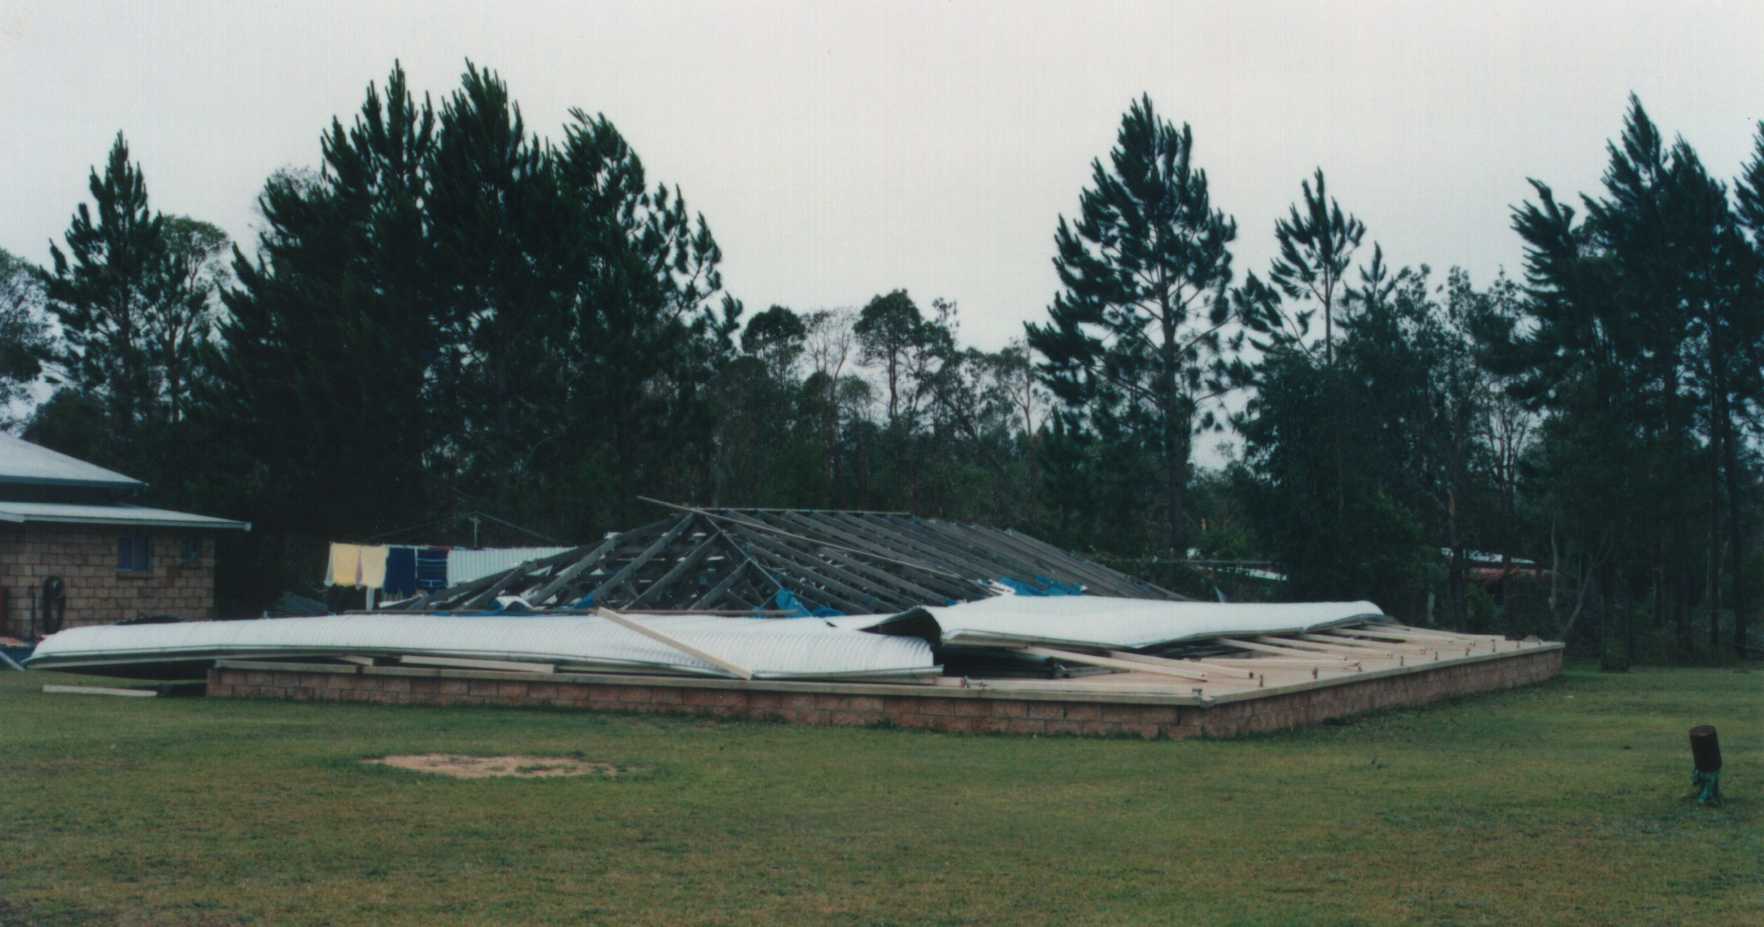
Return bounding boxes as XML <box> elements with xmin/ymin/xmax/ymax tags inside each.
<box><xmin>1689</xmin><ymin>725</ymin><xmax>1722</xmax><ymax>805</ymax></box>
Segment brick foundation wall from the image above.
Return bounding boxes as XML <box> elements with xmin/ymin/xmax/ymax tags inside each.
<box><xmin>207</xmin><ymin>646</ymin><xmax>1563</xmax><ymax>739</ymax></box>
<box><xmin>0</xmin><ymin>524</ymin><xmax>217</xmax><ymax>637</ymax></box>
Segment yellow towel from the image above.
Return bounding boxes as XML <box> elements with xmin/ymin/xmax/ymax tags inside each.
<box><xmin>359</xmin><ymin>545</ymin><xmax>390</xmax><ymax>590</ymax></box>
<box><xmin>328</xmin><ymin>543</ymin><xmax>363</xmax><ymax>588</ymax></box>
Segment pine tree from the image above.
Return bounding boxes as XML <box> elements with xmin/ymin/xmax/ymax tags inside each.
<box><xmin>553</xmin><ymin>105</ymin><xmax>741</xmax><ymax>525</ymax></box>
<box><xmin>0</xmin><ymin>248</ymin><xmax>51</xmax><ymax>427</ymax></box>
<box><xmin>1724</xmin><ymin>120</ymin><xmax>1764</xmax><ymax>657</ymax></box>
<box><xmin>1269</xmin><ymin>168</ymin><xmax>1365</xmax><ymax>364</ymax></box>
<box><xmin>1026</xmin><ymin>95</ymin><xmax>1244</xmax><ymax>554</ymax></box>
<box><xmin>1476</xmin><ymin>96</ymin><xmax>1747</xmax><ymax>667</ymax></box>
<box><xmin>215</xmin><ymin>64</ymin><xmax>437</xmax><ymax>537</ymax></box>
<box><xmin>46</xmin><ymin>133</ymin><xmax>176</xmax><ymax>431</ymax></box>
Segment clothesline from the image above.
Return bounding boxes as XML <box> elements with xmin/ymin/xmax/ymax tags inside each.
<box><xmin>360</xmin><ymin>509</ymin><xmax>565</xmax><ymax>545</ymax></box>
<box><xmin>325</xmin><ymin>543</ymin><xmax>452</xmax><ymax>597</ymax></box>
<box><xmin>325</xmin><ymin>542</ymin><xmax>576</xmax><ymax>597</ymax></box>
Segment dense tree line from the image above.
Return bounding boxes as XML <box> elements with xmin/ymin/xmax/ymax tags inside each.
<box><xmin>4</xmin><ymin>64</ymin><xmax>1760</xmax><ymax>663</ymax></box>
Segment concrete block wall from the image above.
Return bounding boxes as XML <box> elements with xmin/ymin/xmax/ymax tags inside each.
<box><xmin>0</xmin><ymin>525</ymin><xmax>216</xmax><ymax>637</ymax></box>
<box><xmin>208</xmin><ymin>647</ymin><xmax>1563</xmax><ymax>739</ymax></box>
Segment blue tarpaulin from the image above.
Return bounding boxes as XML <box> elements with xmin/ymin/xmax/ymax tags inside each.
<box><xmin>773</xmin><ymin>589</ymin><xmax>843</xmax><ymax>618</ymax></box>
<box><xmin>996</xmin><ymin>576</ymin><xmax>1084</xmax><ymax>597</ymax></box>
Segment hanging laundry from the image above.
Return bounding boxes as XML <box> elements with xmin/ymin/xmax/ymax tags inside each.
<box><xmin>415</xmin><ymin>548</ymin><xmax>449</xmax><ymax>591</ymax></box>
<box><xmin>359</xmin><ymin>545</ymin><xmax>390</xmax><ymax>590</ymax></box>
<box><xmin>383</xmin><ymin>547</ymin><xmax>418</xmax><ymax>598</ymax></box>
<box><xmin>326</xmin><ymin>543</ymin><xmax>363</xmax><ymax>588</ymax></box>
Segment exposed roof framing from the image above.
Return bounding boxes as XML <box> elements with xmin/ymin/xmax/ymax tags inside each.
<box><xmin>406</xmin><ymin>502</ymin><xmax>1183</xmax><ymax>615</ymax></box>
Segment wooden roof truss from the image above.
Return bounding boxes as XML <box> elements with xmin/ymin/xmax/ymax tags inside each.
<box><xmin>404</xmin><ymin>502</ymin><xmax>1181</xmax><ymax>615</ymax></box>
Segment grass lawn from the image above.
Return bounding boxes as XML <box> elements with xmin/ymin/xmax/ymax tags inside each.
<box><xmin>1</xmin><ymin>664</ymin><xmax>1759</xmax><ymax>926</ymax></box>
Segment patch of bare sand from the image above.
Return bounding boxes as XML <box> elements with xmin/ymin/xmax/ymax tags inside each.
<box><xmin>366</xmin><ymin>754</ymin><xmax>642</xmax><ymax>779</ymax></box>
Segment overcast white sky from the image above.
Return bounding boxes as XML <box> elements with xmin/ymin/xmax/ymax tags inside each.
<box><xmin>5</xmin><ymin>0</ymin><xmax>1764</xmax><ymax>350</ymax></box>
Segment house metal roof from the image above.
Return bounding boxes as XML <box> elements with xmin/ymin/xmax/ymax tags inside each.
<box><xmin>0</xmin><ymin>501</ymin><xmax>250</xmax><ymax>531</ymax></box>
<box><xmin>0</xmin><ymin>432</ymin><xmax>144</xmax><ymax>489</ymax></box>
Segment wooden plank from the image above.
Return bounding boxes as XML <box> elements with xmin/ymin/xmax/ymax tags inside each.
<box><xmin>580</xmin><ymin>516</ymin><xmax>699</xmax><ymax>606</ymax></box>
<box><xmin>1195</xmin><ymin>658</ymin><xmax>1359</xmax><ymax>680</ymax></box>
<box><xmin>770</xmin><ymin>512</ymin><xmax>978</xmax><ymax>601</ymax></box>
<box><xmin>623</xmin><ymin>609</ymin><xmax>797</xmax><ymax>617</ymax></box>
<box><xmin>455</xmin><ymin>567</ymin><xmax>530</xmax><ymax>612</ymax></box>
<box><xmin>741</xmin><ymin>537</ymin><xmax>884</xmax><ymax>613</ymax></box>
<box><xmin>823</xmin><ymin>511</ymin><xmax>1004</xmax><ymax>584</ymax></box>
<box><xmin>1217</xmin><ymin>637</ymin><xmax>1359</xmax><ymax>660</ymax></box>
<box><xmin>645</xmin><ymin>500</ymin><xmax>972</xmax><ymax>581</ymax></box>
<box><xmin>1323</xmin><ymin>628</ymin><xmax>1446</xmax><ymax>653</ymax></box>
<box><xmin>627</xmin><ymin>533</ymin><xmax>724</xmax><ymax>608</ymax></box>
<box><xmin>970</xmin><ymin>523</ymin><xmax>1115</xmax><ymax>590</ymax></box>
<box><xmin>1099</xmin><ymin>649</ymin><xmax>1252</xmax><ymax>678</ymax></box>
<box><xmin>927</xmin><ymin>521</ymin><xmax>1063</xmax><ymax>588</ymax></box>
<box><xmin>689</xmin><ymin>561</ymin><xmax>753</xmax><ymax>610</ymax></box>
<box><xmin>1371</xmin><ymin>624</ymin><xmax>1506</xmax><ymax>643</ymax></box>
<box><xmin>1002</xmin><ymin>527</ymin><xmax>1184</xmax><ymax>599</ymax></box>
<box><xmin>525</xmin><ymin>535</ymin><xmax>622</xmax><ymax>606</ymax></box>
<box><xmin>743</xmin><ymin>529</ymin><xmax>902</xmax><ymax>607</ymax></box>
<box><xmin>758</xmin><ymin>513</ymin><xmax>957</xmax><ymax>605</ymax></box>
<box><xmin>1328</xmin><ymin>627</ymin><xmax>1489</xmax><ymax>655</ymax></box>
<box><xmin>1304</xmin><ymin>633</ymin><xmax>1438</xmax><ymax>655</ymax></box>
<box><xmin>597</xmin><ymin>607</ymin><xmax>754</xmax><ymax>680</ymax></box>
<box><xmin>1164</xmin><ymin>658</ymin><xmax>1262</xmax><ymax>679</ymax></box>
<box><xmin>421</xmin><ymin>544</ymin><xmax>588</xmax><ymax>610</ymax></box>
<box><xmin>1296</xmin><ymin>635</ymin><xmax>1431</xmax><ymax>664</ymax></box>
<box><xmin>813</xmin><ymin>546</ymin><xmax>949</xmax><ymax>607</ymax></box>
<box><xmin>698</xmin><ymin>522</ymin><xmax>785</xmax><ymax>604</ymax></box>
<box><xmin>1256</xmin><ymin>636</ymin><xmax>1399</xmax><ymax>658</ymax></box>
<box><xmin>1017</xmin><ymin>646</ymin><xmax>1209</xmax><ymax>682</ymax></box>
<box><xmin>733</xmin><ymin>546</ymin><xmax>858</xmax><ymax>614</ymax></box>
<box><xmin>1296</xmin><ymin>633</ymin><xmax>1403</xmax><ymax>649</ymax></box>
<box><xmin>1310</xmin><ymin>631</ymin><xmax>1426</xmax><ymax>648</ymax></box>
<box><xmin>399</xmin><ymin>655</ymin><xmax>555</xmax><ymax>674</ymax></box>
<box><xmin>905</xmin><ymin>518</ymin><xmax>1061</xmax><ymax>589</ymax></box>
<box><xmin>43</xmin><ymin>685</ymin><xmax>156</xmax><ymax>698</ymax></box>
<box><xmin>1199</xmin><ymin>656</ymin><xmax>1364</xmax><ymax>670</ymax></box>
<box><xmin>1326</xmin><ymin>626</ymin><xmax>1422</xmax><ymax>641</ymax></box>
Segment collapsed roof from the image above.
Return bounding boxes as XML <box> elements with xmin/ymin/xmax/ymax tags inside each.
<box><xmin>28</xmin><ymin>598</ymin><xmax>1400</xmax><ymax>684</ymax></box>
<box><xmin>402</xmin><ymin>503</ymin><xmax>1181</xmax><ymax>615</ymax></box>
<box><xmin>852</xmin><ymin>597</ymin><xmax>1386</xmax><ymax>649</ymax></box>
<box><xmin>26</xmin><ymin>504</ymin><xmax>1558</xmax><ymax>702</ymax></box>
<box><xmin>26</xmin><ymin>612</ymin><xmax>938</xmax><ymax>681</ymax></box>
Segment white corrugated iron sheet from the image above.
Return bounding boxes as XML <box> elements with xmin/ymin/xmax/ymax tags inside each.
<box><xmin>850</xmin><ymin>596</ymin><xmax>1387</xmax><ymax>649</ymax></box>
<box><xmin>0</xmin><ymin>432</ymin><xmax>144</xmax><ymax>488</ymax></box>
<box><xmin>446</xmin><ymin>547</ymin><xmax>576</xmax><ymax>586</ymax></box>
<box><xmin>28</xmin><ymin>613</ymin><xmax>936</xmax><ymax>680</ymax></box>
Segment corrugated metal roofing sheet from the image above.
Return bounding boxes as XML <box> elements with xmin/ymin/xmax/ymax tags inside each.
<box><xmin>27</xmin><ymin>613</ymin><xmax>936</xmax><ymax>680</ymax></box>
<box><xmin>0</xmin><ymin>501</ymin><xmax>251</xmax><ymax>531</ymax></box>
<box><xmin>0</xmin><ymin>433</ymin><xmax>143</xmax><ymax>489</ymax></box>
<box><xmin>446</xmin><ymin>547</ymin><xmax>577</xmax><ymax>586</ymax></box>
<box><xmin>852</xmin><ymin>596</ymin><xmax>1387</xmax><ymax>649</ymax></box>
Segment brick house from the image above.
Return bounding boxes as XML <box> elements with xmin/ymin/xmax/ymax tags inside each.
<box><xmin>0</xmin><ymin>433</ymin><xmax>249</xmax><ymax>638</ymax></box>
